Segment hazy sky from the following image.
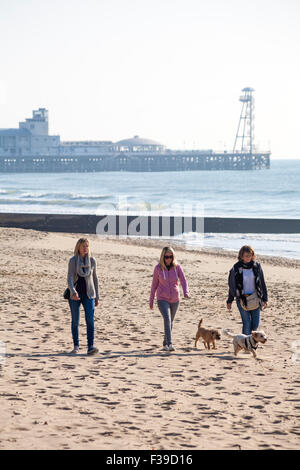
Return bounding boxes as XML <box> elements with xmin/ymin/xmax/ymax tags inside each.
<box><xmin>0</xmin><ymin>0</ymin><xmax>299</xmax><ymax>158</ymax></box>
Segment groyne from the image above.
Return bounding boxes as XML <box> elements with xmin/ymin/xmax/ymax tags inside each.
<box><xmin>0</xmin><ymin>213</ymin><xmax>298</xmax><ymax>234</ymax></box>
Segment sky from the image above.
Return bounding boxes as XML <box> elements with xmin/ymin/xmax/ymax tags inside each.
<box><xmin>0</xmin><ymin>0</ymin><xmax>299</xmax><ymax>158</ymax></box>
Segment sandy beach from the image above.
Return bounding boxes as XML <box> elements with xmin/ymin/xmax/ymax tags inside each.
<box><xmin>0</xmin><ymin>226</ymin><xmax>299</xmax><ymax>450</ymax></box>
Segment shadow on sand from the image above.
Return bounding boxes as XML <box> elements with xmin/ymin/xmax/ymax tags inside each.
<box><xmin>6</xmin><ymin>348</ymin><xmax>237</xmax><ymax>361</ymax></box>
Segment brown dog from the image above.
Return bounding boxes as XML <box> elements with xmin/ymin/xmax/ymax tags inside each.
<box><xmin>194</xmin><ymin>319</ymin><xmax>221</xmax><ymax>350</ymax></box>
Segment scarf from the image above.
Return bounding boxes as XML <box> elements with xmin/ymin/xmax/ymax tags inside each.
<box><xmin>234</xmin><ymin>260</ymin><xmax>263</xmax><ymax>308</ymax></box>
<box><xmin>76</xmin><ymin>254</ymin><xmax>91</xmax><ymax>277</ymax></box>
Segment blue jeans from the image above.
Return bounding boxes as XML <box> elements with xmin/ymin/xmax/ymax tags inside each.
<box><xmin>68</xmin><ymin>293</ymin><xmax>95</xmax><ymax>350</ymax></box>
<box><xmin>236</xmin><ymin>299</ymin><xmax>260</xmax><ymax>335</ymax></box>
<box><xmin>157</xmin><ymin>300</ymin><xmax>179</xmax><ymax>346</ymax></box>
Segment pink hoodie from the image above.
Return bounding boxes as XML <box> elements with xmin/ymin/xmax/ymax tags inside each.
<box><xmin>149</xmin><ymin>263</ymin><xmax>189</xmax><ymax>308</ymax></box>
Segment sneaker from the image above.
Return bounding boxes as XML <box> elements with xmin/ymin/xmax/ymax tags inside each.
<box><xmin>70</xmin><ymin>346</ymin><xmax>79</xmax><ymax>354</ymax></box>
<box><xmin>87</xmin><ymin>347</ymin><xmax>99</xmax><ymax>355</ymax></box>
<box><xmin>163</xmin><ymin>345</ymin><xmax>169</xmax><ymax>351</ymax></box>
<box><xmin>168</xmin><ymin>344</ymin><xmax>175</xmax><ymax>352</ymax></box>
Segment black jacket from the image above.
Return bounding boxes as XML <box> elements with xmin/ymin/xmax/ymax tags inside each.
<box><xmin>227</xmin><ymin>261</ymin><xmax>268</xmax><ymax>304</ymax></box>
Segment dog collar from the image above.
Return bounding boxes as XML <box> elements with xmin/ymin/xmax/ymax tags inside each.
<box><xmin>246</xmin><ymin>336</ymin><xmax>258</xmax><ymax>350</ymax></box>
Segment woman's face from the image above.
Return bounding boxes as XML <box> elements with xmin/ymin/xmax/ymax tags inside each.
<box><xmin>79</xmin><ymin>242</ymin><xmax>89</xmax><ymax>257</ymax></box>
<box><xmin>164</xmin><ymin>250</ymin><xmax>173</xmax><ymax>266</ymax></box>
<box><xmin>242</xmin><ymin>251</ymin><xmax>253</xmax><ymax>263</ymax></box>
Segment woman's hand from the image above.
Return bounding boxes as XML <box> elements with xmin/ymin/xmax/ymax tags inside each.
<box><xmin>95</xmin><ymin>299</ymin><xmax>99</xmax><ymax>307</ymax></box>
<box><xmin>226</xmin><ymin>302</ymin><xmax>232</xmax><ymax>311</ymax></box>
<box><xmin>184</xmin><ymin>293</ymin><xmax>190</xmax><ymax>299</ymax></box>
<box><xmin>262</xmin><ymin>301</ymin><xmax>268</xmax><ymax>309</ymax></box>
<box><xmin>72</xmin><ymin>293</ymin><xmax>80</xmax><ymax>301</ymax></box>
<box><xmin>149</xmin><ymin>305</ymin><xmax>154</xmax><ymax>310</ymax></box>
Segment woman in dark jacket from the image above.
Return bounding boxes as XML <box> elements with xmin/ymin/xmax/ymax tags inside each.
<box><xmin>226</xmin><ymin>245</ymin><xmax>268</xmax><ymax>335</ymax></box>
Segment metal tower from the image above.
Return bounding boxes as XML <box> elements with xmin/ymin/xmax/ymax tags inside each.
<box><xmin>233</xmin><ymin>87</ymin><xmax>255</xmax><ymax>155</ymax></box>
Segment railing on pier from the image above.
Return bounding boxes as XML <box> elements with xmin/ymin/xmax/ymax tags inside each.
<box><xmin>0</xmin><ymin>152</ymin><xmax>270</xmax><ymax>172</ymax></box>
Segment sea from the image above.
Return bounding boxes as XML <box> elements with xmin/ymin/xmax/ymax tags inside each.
<box><xmin>0</xmin><ymin>159</ymin><xmax>299</xmax><ymax>259</ymax></box>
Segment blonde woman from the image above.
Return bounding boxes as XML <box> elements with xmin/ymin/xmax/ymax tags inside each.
<box><xmin>227</xmin><ymin>245</ymin><xmax>268</xmax><ymax>335</ymax></box>
<box><xmin>67</xmin><ymin>238</ymin><xmax>99</xmax><ymax>355</ymax></box>
<box><xmin>150</xmin><ymin>246</ymin><xmax>190</xmax><ymax>351</ymax></box>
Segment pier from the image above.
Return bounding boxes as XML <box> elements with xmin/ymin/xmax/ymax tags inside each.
<box><xmin>0</xmin><ymin>151</ymin><xmax>270</xmax><ymax>172</ymax></box>
<box><xmin>0</xmin><ymin>88</ymin><xmax>271</xmax><ymax>173</ymax></box>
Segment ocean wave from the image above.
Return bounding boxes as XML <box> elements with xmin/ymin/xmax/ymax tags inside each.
<box><xmin>203</xmin><ymin>232</ymin><xmax>300</xmax><ymax>244</ymax></box>
<box><xmin>14</xmin><ymin>188</ymin><xmax>300</xmax><ymax>201</ymax></box>
<box><xmin>0</xmin><ymin>198</ymin><xmax>101</xmax><ymax>207</ymax></box>
<box><xmin>0</xmin><ymin>189</ymin><xmax>19</xmax><ymax>195</ymax></box>
<box><xmin>18</xmin><ymin>192</ymin><xmax>114</xmax><ymax>200</ymax></box>
<box><xmin>173</xmin><ymin>231</ymin><xmax>300</xmax><ymax>259</ymax></box>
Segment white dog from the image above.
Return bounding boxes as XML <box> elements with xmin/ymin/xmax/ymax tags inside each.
<box><xmin>223</xmin><ymin>329</ymin><xmax>267</xmax><ymax>359</ymax></box>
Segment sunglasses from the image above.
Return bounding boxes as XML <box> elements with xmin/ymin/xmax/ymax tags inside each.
<box><xmin>164</xmin><ymin>255</ymin><xmax>173</xmax><ymax>259</ymax></box>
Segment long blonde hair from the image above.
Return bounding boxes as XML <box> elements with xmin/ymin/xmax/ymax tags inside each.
<box><xmin>159</xmin><ymin>246</ymin><xmax>178</xmax><ymax>270</ymax></box>
<box><xmin>74</xmin><ymin>238</ymin><xmax>91</xmax><ymax>256</ymax></box>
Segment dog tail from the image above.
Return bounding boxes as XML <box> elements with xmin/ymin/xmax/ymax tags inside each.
<box><xmin>222</xmin><ymin>328</ymin><xmax>235</xmax><ymax>337</ymax></box>
<box><xmin>198</xmin><ymin>318</ymin><xmax>203</xmax><ymax>329</ymax></box>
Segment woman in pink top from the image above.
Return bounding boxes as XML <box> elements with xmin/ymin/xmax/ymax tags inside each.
<box><xmin>149</xmin><ymin>246</ymin><xmax>190</xmax><ymax>351</ymax></box>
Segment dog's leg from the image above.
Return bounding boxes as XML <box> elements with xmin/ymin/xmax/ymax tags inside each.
<box><xmin>251</xmin><ymin>349</ymin><xmax>257</xmax><ymax>359</ymax></box>
<box><xmin>195</xmin><ymin>333</ymin><xmax>200</xmax><ymax>348</ymax></box>
<box><xmin>212</xmin><ymin>340</ymin><xmax>216</xmax><ymax>349</ymax></box>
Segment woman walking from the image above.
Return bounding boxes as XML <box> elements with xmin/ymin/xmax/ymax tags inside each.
<box><xmin>149</xmin><ymin>246</ymin><xmax>189</xmax><ymax>351</ymax></box>
<box><xmin>67</xmin><ymin>238</ymin><xmax>99</xmax><ymax>355</ymax></box>
<box><xmin>226</xmin><ymin>245</ymin><xmax>268</xmax><ymax>335</ymax></box>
